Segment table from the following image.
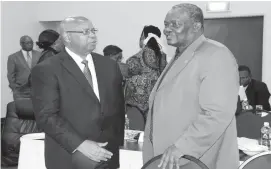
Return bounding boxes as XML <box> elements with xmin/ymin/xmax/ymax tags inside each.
<box><xmin>120</xmin><ymin>141</ymin><xmax>143</xmax><ymax>169</ymax></box>
<box><xmin>18</xmin><ymin>133</ymin><xmax>144</xmax><ymax>169</ymax></box>
<box><xmin>18</xmin><ymin>133</ymin><xmax>246</xmax><ymax>169</ymax></box>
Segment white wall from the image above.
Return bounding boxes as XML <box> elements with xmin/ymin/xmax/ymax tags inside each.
<box><xmin>1</xmin><ymin>2</ymin><xmax>43</xmax><ymax>117</ymax></box>
<box><xmin>2</xmin><ymin>1</ymin><xmax>271</xmax><ymax>117</ymax></box>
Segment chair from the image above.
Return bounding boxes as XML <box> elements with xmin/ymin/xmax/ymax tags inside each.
<box><xmin>236</xmin><ymin>110</ymin><xmax>271</xmax><ymax>139</ymax></box>
<box><xmin>1</xmin><ymin>98</ymin><xmax>40</xmax><ymax>166</ymax></box>
<box><xmin>238</xmin><ymin>151</ymin><xmax>271</xmax><ymax>169</ymax></box>
<box><xmin>140</xmin><ymin>154</ymin><xmax>209</xmax><ymax>169</ymax></box>
<box><xmin>124</xmin><ymin>82</ymin><xmax>145</xmax><ymax>131</ymax></box>
<box><xmin>126</xmin><ymin>105</ymin><xmax>145</xmax><ymax>131</ymax></box>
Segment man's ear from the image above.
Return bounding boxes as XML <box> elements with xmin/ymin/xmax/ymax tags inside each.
<box><xmin>62</xmin><ymin>32</ymin><xmax>70</xmax><ymax>43</ymax></box>
<box><xmin>193</xmin><ymin>22</ymin><xmax>202</xmax><ymax>32</ymax></box>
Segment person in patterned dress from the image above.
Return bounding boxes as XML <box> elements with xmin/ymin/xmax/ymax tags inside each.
<box><xmin>125</xmin><ymin>25</ymin><xmax>167</xmax><ymax>123</ymax></box>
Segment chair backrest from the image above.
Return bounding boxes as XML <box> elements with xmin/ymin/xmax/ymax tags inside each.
<box><xmin>14</xmin><ymin>98</ymin><xmax>35</xmax><ymax>119</ymax></box>
<box><xmin>239</xmin><ymin>151</ymin><xmax>271</xmax><ymax>169</ymax></box>
<box><xmin>141</xmin><ymin>154</ymin><xmax>209</xmax><ymax>169</ymax></box>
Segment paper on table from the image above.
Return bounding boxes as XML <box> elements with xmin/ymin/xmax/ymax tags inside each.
<box><xmin>260</xmin><ymin>112</ymin><xmax>269</xmax><ymax>117</ymax></box>
<box><xmin>237</xmin><ymin>137</ymin><xmax>269</xmax><ymax>152</ymax></box>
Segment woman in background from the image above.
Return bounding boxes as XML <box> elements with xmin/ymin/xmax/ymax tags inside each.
<box><xmin>26</xmin><ymin>29</ymin><xmax>64</xmax><ymax>88</ymax></box>
<box><xmin>36</xmin><ymin>29</ymin><xmax>64</xmax><ymax>63</ymax></box>
<box><xmin>125</xmin><ymin>25</ymin><xmax>167</xmax><ymax>125</ymax></box>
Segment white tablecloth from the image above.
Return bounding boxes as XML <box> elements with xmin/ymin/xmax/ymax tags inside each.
<box><xmin>18</xmin><ymin>133</ymin><xmax>245</xmax><ymax>169</ymax></box>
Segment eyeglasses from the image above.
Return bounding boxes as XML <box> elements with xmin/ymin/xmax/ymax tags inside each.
<box><xmin>22</xmin><ymin>41</ymin><xmax>33</xmax><ymax>45</ymax></box>
<box><xmin>164</xmin><ymin>20</ymin><xmax>184</xmax><ymax>30</ymax></box>
<box><xmin>66</xmin><ymin>28</ymin><xmax>98</xmax><ymax>35</ymax></box>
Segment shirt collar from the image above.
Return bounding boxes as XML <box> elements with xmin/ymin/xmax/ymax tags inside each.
<box><xmin>21</xmin><ymin>49</ymin><xmax>32</xmax><ymax>54</ymax></box>
<box><xmin>21</xmin><ymin>49</ymin><xmax>32</xmax><ymax>57</ymax></box>
<box><xmin>65</xmin><ymin>47</ymin><xmax>92</xmax><ymax>66</ymax></box>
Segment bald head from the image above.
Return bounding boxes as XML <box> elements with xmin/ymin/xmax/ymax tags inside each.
<box><xmin>171</xmin><ymin>3</ymin><xmax>204</xmax><ymax>30</ymax></box>
<box><xmin>163</xmin><ymin>3</ymin><xmax>204</xmax><ymax>48</ymax></box>
<box><xmin>20</xmin><ymin>35</ymin><xmax>33</xmax><ymax>51</ymax></box>
<box><xmin>59</xmin><ymin>16</ymin><xmax>89</xmax><ymax>34</ymax></box>
<box><xmin>59</xmin><ymin>16</ymin><xmax>97</xmax><ymax>57</ymax></box>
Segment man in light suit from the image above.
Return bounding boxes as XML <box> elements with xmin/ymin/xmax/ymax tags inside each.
<box><xmin>31</xmin><ymin>16</ymin><xmax>125</xmax><ymax>169</ymax></box>
<box><xmin>7</xmin><ymin>35</ymin><xmax>40</xmax><ymax>100</ymax></box>
<box><xmin>143</xmin><ymin>3</ymin><xmax>240</xmax><ymax>169</ymax></box>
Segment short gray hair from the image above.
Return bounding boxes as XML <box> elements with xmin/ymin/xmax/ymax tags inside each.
<box><xmin>172</xmin><ymin>3</ymin><xmax>204</xmax><ymax>29</ymax></box>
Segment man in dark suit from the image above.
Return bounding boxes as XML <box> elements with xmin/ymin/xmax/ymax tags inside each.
<box><xmin>7</xmin><ymin>35</ymin><xmax>40</xmax><ymax>100</ymax></box>
<box><xmin>31</xmin><ymin>16</ymin><xmax>125</xmax><ymax>169</ymax></box>
<box><xmin>103</xmin><ymin>45</ymin><xmax>129</xmax><ymax>82</ymax></box>
<box><xmin>239</xmin><ymin>65</ymin><xmax>271</xmax><ymax>111</ymax></box>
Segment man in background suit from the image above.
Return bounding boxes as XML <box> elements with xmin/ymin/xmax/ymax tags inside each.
<box><xmin>238</xmin><ymin>65</ymin><xmax>271</xmax><ymax>111</ymax></box>
<box><xmin>143</xmin><ymin>3</ymin><xmax>240</xmax><ymax>169</ymax></box>
<box><xmin>7</xmin><ymin>35</ymin><xmax>40</xmax><ymax>100</ymax></box>
<box><xmin>103</xmin><ymin>45</ymin><xmax>129</xmax><ymax>79</ymax></box>
<box><xmin>31</xmin><ymin>16</ymin><xmax>125</xmax><ymax>169</ymax></box>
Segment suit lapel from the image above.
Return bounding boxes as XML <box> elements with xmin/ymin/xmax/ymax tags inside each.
<box><xmin>157</xmin><ymin>35</ymin><xmax>206</xmax><ymax>91</ymax></box>
<box><xmin>17</xmin><ymin>51</ymin><xmax>30</xmax><ymax>69</ymax></box>
<box><xmin>92</xmin><ymin>53</ymin><xmax>107</xmax><ymax>113</ymax></box>
<box><xmin>148</xmin><ymin>54</ymin><xmax>176</xmax><ymax>105</ymax></box>
<box><xmin>156</xmin><ymin>50</ymin><xmax>196</xmax><ymax>91</ymax></box>
<box><xmin>59</xmin><ymin>51</ymin><xmax>100</xmax><ymax>103</ymax></box>
<box><xmin>149</xmin><ymin>35</ymin><xmax>206</xmax><ymax>108</ymax></box>
<box><xmin>245</xmin><ymin>80</ymin><xmax>254</xmax><ymax>104</ymax></box>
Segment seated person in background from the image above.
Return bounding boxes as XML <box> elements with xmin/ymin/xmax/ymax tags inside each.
<box><xmin>103</xmin><ymin>45</ymin><xmax>129</xmax><ymax>80</ymax></box>
<box><xmin>7</xmin><ymin>35</ymin><xmax>41</xmax><ymax>100</ymax></box>
<box><xmin>239</xmin><ymin>65</ymin><xmax>271</xmax><ymax>111</ymax></box>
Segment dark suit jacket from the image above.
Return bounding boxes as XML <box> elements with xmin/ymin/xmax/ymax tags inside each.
<box><xmin>31</xmin><ymin>50</ymin><xmax>125</xmax><ymax>169</ymax></box>
<box><xmin>245</xmin><ymin>79</ymin><xmax>271</xmax><ymax>111</ymax></box>
<box><xmin>37</xmin><ymin>47</ymin><xmax>58</xmax><ymax>64</ymax></box>
<box><xmin>26</xmin><ymin>48</ymin><xmax>58</xmax><ymax>88</ymax></box>
<box><xmin>7</xmin><ymin>50</ymin><xmax>40</xmax><ymax>91</ymax></box>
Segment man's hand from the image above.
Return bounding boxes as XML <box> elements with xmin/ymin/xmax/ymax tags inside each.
<box><xmin>77</xmin><ymin>140</ymin><xmax>113</xmax><ymax>162</ymax></box>
<box><xmin>158</xmin><ymin>144</ymin><xmax>183</xmax><ymax>169</ymax></box>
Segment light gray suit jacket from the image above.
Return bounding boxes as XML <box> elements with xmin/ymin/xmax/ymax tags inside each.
<box><xmin>143</xmin><ymin>35</ymin><xmax>240</xmax><ymax>169</ymax></box>
<box><xmin>7</xmin><ymin>50</ymin><xmax>40</xmax><ymax>91</ymax></box>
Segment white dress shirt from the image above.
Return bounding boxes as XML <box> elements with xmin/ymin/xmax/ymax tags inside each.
<box><xmin>21</xmin><ymin>50</ymin><xmax>32</xmax><ymax>62</ymax></box>
<box><xmin>239</xmin><ymin>85</ymin><xmax>248</xmax><ymax>101</ymax></box>
<box><xmin>65</xmin><ymin>47</ymin><xmax>100</xmax><ymax>101</ymax></box>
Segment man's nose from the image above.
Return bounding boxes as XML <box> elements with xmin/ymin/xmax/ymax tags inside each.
<box><xmin>88</xmin><ymin>34</ymin><xmax>97</xmax><ymax>40</ymax></box>
<box><xmin>163</xmin><ymin>28</ymin><xmax>171</xmax><ymax>35</ymax></box>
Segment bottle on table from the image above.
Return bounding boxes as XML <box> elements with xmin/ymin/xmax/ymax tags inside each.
<box><xmin>125</xmin><ymin>114</ymin><xmax>130</xmax><ymax>130</ymax></box>
<box><xmin>260</xmin><ymin>122</ymin><xmax>270</xmax><ymax>149</ymax></box>
<box><xmin>242</xmin><ymin>99</ymin><xmax>250</xmax><ymax>110</ymax></box>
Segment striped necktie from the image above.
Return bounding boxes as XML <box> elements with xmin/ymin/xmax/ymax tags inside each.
<box><xmin>26</xmin><ymin>51</ymin><xmax>32</xmax><ymax>68</ymax></box>
<box><xmin>81</xmin><ymin>59</ymin><xmax>93</xmax><ymax>88</ymax></box>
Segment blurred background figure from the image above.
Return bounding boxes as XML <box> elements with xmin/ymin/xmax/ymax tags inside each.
<box><xmin>7</xmin><ymin>35</ymin><xmax>41</xmax><ymax>100</ymax></box>
<box><xmin>103</xmin><ymin>45</ymin><xmax>129</xmax><ymax>79</ymax></box>
<box><xmin>125</xmin><ymin>25</ymin><xmax>167</xmax><ymax>127</ymax></box>
<box><xmin>25</xmin><ymin>29</ymin><xmax>64</xmax><ymax>88</ymax></box>
<box><xmin>103</xmin><ymin>45</ymin><xmax>123</xmax><ymax>62</ymax></box>
<box><xmin>239</xmin><ymin>65</ymin><xmax>271</xmax><ymax>111</ymax></box>
<box><xmin>36</xmin><ymin>29</ymin><xmax>64</xmax><ymax>64</ymax></box>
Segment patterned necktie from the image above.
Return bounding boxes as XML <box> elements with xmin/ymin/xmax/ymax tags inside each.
<box><xmin>149</xmin><ymin>51</ymin><xmax>181</xmax><ymax>143</ymax></box>
<box><xmin>82</xmin><ymin>60</ymin><xmax>93</xmax><ymax>88</ymax></box>
<box><xmin>26</xmin><ymin>51</ymin><xmax>32</xmax><ymax>68</ymax></box>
